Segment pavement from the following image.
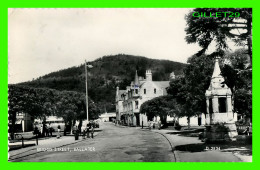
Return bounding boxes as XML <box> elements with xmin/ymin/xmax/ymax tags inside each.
<box><xmin>9</xmin><ymin>131</ymin><xmax>100</xmax><ymax>161</ymax></box>
<box><xmin>142</xmin><ymin>127</ymin><xmax>252</xmax><ymax>162</ymax></box>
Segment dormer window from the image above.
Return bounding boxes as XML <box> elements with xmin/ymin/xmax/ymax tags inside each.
<box><xmin>144</xmin><ymin>89</ymin><xmax>146</xmax><ymax>94</ymax></box>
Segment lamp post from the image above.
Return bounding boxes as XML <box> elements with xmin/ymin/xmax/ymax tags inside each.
<box><xmin>85</xmin><ymin>60</ymin><xmax>93</xmax><ymax>123</ymax></box>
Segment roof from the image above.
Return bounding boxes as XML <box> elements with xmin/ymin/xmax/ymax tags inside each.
<box><xmin>153</xmin><ymin>81</ymin><xmax>170</xmax><ymax>95</ymax></box>
<box><xmin>138</xmin><ymin>81</ymin><xmax>170</xmax><ymax>95</ymax></box>
<box><xmin>99</xmin><ymin>112</ymin><xmax>116</xmax><ymax>118</ymax></box>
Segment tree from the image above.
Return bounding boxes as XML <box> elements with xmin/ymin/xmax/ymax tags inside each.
<box><xmin>140</xmin><ymin>96</ymin><xmax>176</xmax><ymax>128</ymax></box>
<box><xmin>167</xmin><ymin>49</ymin><xmax>252</xmax><ymax>127</ymax></box>
<box><xmin>8</xmin><ymin>85</ymin><xmax>55</xmax><ymax>138</ymax></box>
<box><xmin>221</xmin><ymin>49</ymin><xmax>252</xmax><ymax>121</ymax></box>
<box><xmin>167</xmin><ymin>54</ymin><xmax>214</xmax><ymax>128</ymax></box>
<box><xmin>54</xmin><ymin>90</ymin><xmax>101</xmax><ymax>133</ymax></box>
<box><xmin>8</xmin><ymin>84</ymin><xmax>101</xmax><ymax>136</ymax></box>
<box><xmin>8</xmin><ymin>85</ymin><xmax>27</xmax><ymax>139</ymax></box>
<box><xmin>185</xmin><ymin>8</ymin><xmax>252</xmax><ymax>64</ymax></box>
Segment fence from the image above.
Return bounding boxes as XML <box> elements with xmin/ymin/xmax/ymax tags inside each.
<box><xmin>9</xmin><ymin>133</ymin><xmax>38</xmax><ymax>151</ymax></box>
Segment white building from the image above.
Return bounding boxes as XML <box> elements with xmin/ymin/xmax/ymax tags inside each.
<box><xmin>116</xmin><ymin>70</ymin><xmax>174</xmax><ymax>126</ymax></box>
<box><xmin>99</xmin><ymin>112</ymin><xmax>116</xmax><ymax>122</ymax></box>
<box><xmin>116</xmin><ymin>69</ymin><xmax>208</xmax><ymax>127</ymax></box>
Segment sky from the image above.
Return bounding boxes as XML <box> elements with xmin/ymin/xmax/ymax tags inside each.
<box><xmin>8</xmin><ymin>8</ymin><xmax>231</xmax><ymax>84</ymax></box>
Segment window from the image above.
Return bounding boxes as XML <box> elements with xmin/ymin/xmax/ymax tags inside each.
<box><xmin>135</xmin><ymin>89</ymin><xmax>138</xmax><ymax>94</ymax></box>
<box><xmin>218</xmin><ymin>97</ymin><xmax>227</xmax><ymax>113</ymax></box>
<box><xmin>144</xmin><ymin>89</ymin><xmax>146</xmax><ymax>94</ymax></box>
<box><xmin>154</xmin><ymin>88</ymin><xmax>156</xmax><ymax>94</ymax></box>
<box><xmin>135</xmin><ymin>101</ymin><xmax>139</xmax><ymax>109</ymax></box>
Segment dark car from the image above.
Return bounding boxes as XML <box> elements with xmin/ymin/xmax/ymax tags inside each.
<box><xmin>89</xmin><ymin>120</ymin><xmax>99</xmax><ymax>128</ymax></box>
<box><xmin>94</xmin><ymin>122</ymin><xmax>99</xmax><ymax>128</ymax></box>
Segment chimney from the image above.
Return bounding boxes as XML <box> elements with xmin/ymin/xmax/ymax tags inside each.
<box><xmin>170</xmin><ymin>72</ymin><xmax>175</xmax><ymax>80</ymax></box>
<box><xmin>139</xmin><ymin>76</ymin><xmax>144</xmax><ymax>81</ymax></box>
<box><xmin>116</xmin><ymin>86</ymin><xmax>119</xmax><ymax>96</ymax></box>
<box><xmin>146</xmin><ymin>70</ymin><xmax>152</xmax><ymax>81</ymax></box>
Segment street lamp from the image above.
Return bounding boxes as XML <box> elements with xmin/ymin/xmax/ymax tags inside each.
<box><xmin>85</xmin><ymin>60</ymin><xmax>93</xmax><ymax>123</ymax></box>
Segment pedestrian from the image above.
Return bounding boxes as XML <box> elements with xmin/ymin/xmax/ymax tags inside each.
<box><xmin>45</xmin><ymin>124</ymin><xmax>49</xmax><ymax>137</ymax></box>
<box><xmin>249</xmin><ymin>123</ymin><xmax>252</xmax><ymax>136</ymax></box>
<box><xmin>74</xmin><ymin>126</ymin><xmax>79</xmax><ymax>140</ymax></box>
<box><xmin>49</xmin><ymin>123</ymin><xmax>53</xmax><ymax>137</ymax></box>
<box><xmin>86</xmin><ymin>124</ymin><xmax>90</xmax><ymax>138</ymax></box>
<box><xmin>57</xmin><ymin>125</ymin><xmax>61</xmax><ymax>138</ymax></box>
<box><xmin>158</xmin><ymin>120</ymin><xmax>161</xmax><ymax>130</ymax></box>
<box><xmin>33</xmin><ymin>125</ymin><xmax>39</xmax><ymax>136</ymax></box>
<box><xmin>90</xmin><ymin>125</ymin><xmax>94</xmax><ymax>138</ymax></box>
<box><xmin>40</xmin><ymin>125</ymin><xmax>43</xmax><ymax>137</ymax></box>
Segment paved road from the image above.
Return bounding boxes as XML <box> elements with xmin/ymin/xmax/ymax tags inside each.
<box><xmin>12</xmin><ymin>122</ymin><xmax>175</xmax><ymax>162</ymax></box>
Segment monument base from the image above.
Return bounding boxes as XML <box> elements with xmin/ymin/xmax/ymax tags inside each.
<box><xmin>203</xmin><ymin>123</ymin><xmax>238</xmax><ymax>143</ymax></box>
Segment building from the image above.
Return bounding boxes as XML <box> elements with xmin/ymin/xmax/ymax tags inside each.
<box><xmin>15</xmin><ymin>112</ymin><xmax>33</xmax><ymax>132</ymax></box>
<box><xmin>99</xmin><ymin>112</ymin><xmax>116</xmax><ymax>122</ymax></box>
<box><xmin>115</xmin><ymin>87</ymin><xmax>125</xmax><ymax>124</ymax></box>
<box><xmin>116</xmin><ymin>70</ymin><xmax>173</xmax><ymax>126</ymax></box>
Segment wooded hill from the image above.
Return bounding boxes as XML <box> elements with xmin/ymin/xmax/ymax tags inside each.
<box><xmin>18</xmin><ymin>54</ymin><xmax>186</xmax><ymax>112</ymax></box>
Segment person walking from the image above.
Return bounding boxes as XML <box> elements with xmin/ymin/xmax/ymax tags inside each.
<box><xmin>148</xmin><ymin>121</ymin><xmax>151</xmax><ymax>130</ymax></box>
<box><xmin>152</xmin><ymin>120</ymin><xmax>155</xmax><ymax>129</ymax></box>
<box><xmin>40</xmin><ymin>125</ymin><xmax>43</xmax><ymax>137</ymax></box>
<box><xmin>57</xmin><ymin>125</ymin><xmax>61</xmax><ymax>138</ymax></box>
<box><xmin>90</xmin><ymin>125</ymin><xmax>94</xmax><ymax>138</ymax></box>
<box><xmin>74</xmin><ymin>125</ymin><xmax>79</xmax><ymax>140</ymax></box>
<box><xmin>49</xmin><ymin>123</ymin><xmax>53</xmax><ymax>137</ymax></box>
<box><xmin>45</xmin><ymin>124</ymin><xmax>49</xmax><ymax>137</ymax></box>
<box><xmin>158</xmin><ymin>120</ymin><xmax>161</xmax><ymax>130</ymax></box>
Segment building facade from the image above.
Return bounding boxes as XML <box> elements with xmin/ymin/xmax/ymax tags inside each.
<box><xmin>99</xmin><ymin>112</ymin><xmax>116</xmax><ymax>122</ymax></box>
<box><xmin>116</xmin><ymin>70</ymin><xmax>172</xmax><ymax>126</ymax></box>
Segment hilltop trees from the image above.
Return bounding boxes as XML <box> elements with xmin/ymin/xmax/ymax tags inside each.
<box><xmin>18</xmin><ymin>55</ymin><xmax>186</xmax><ymax>113</ymax></box>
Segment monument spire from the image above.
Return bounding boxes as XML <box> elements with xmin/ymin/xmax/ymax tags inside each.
<box><xmin>212</xmin><ymin>56</ymin><xmax>222</xmax><ymax>78</ymax></box>
<box><xmin>134</xmin><ymin>70</ymin><xmax>140</xmax><ymax>88</ymax></box>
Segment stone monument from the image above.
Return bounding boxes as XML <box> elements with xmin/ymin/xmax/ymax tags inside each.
<box><xmin>204</xmin><ymin>57</ymin><xmax>238</xmax><ymax>142</ymax></box>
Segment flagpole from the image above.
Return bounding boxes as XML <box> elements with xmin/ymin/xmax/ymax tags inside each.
<box><xmin>85</xmin><ymin>60</ymin><xmax>89</xmax><ymax>122</ymax></box>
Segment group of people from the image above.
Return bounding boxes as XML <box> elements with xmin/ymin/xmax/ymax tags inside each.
<box><xmin>33</xmin><ymin>123</ymin><xmax>55</xmax><ymax>137</ymax></box>
<box><xmin>148</xmin><ymin>120</ymin><xmax>161</xmax><ymax>130</ymax></box>
<box><xmin>73</xmin><ymin>123</ymin><xmax>95</xmax><ymax>139</ymax></box>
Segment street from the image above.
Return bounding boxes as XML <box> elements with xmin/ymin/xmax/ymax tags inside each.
<box><xmin>11</xmin><ymin>122</ymin><xmax>175</xmax><ymax>162</ymax></box>
<box><xmin>9</xmin><ymin>122</ymin><xmax>251</xmax><ymax>162</ymax></box>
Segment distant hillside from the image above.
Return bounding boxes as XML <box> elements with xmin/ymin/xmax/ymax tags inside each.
<box><xmin>19</xmin><ymin>54</ymin><xmax>186</xmax><ymax>112</ymax></box>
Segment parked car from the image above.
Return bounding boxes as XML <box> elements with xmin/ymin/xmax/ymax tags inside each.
<box><xmin>88</xmin><ymin>120</ymin><xmax>99</xmax><ymax>128</ymax></box>
<box><xmin>94</xmin><ymin>121</ymin><xmax>99</xmax><ymax>128</ymax></box>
